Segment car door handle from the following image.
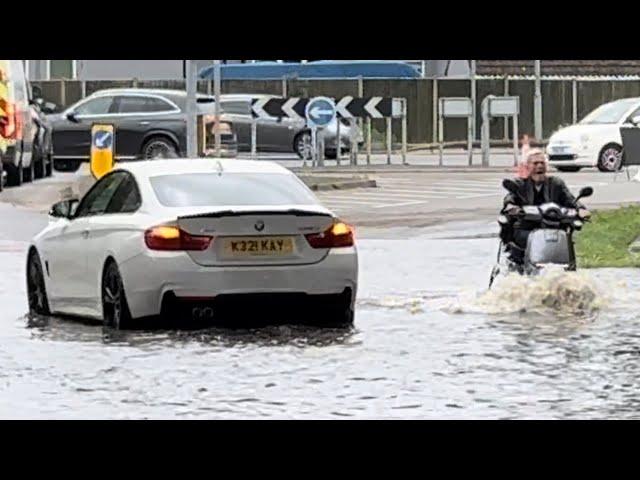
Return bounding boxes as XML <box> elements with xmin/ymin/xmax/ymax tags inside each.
<box><xmin>82</xmin><ymin>229</ymin><xmax>90</xmax><ymax>239</ymax></box>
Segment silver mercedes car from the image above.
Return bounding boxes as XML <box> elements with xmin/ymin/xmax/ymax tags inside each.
<box><xmin>217</xmin><ymin>94</ymin><xmax>364</xmax><ymax>159</ymax></box>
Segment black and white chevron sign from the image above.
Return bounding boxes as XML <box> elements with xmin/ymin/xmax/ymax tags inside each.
<box><xmin>251</xmin><ymin>96</ymin><xmax>400</xmax><ymax>119</ymax></box>
<box><xmin>251</xmin><ymin>97</ymin><xmax>308</xmax><ymax>120</ymax></box>
<box><xmin>336</xmin><ymin>96</ymin><xmax>395</xmax><ymax>119</ymax></box>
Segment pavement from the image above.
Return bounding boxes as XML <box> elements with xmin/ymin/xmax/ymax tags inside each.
<box><xmin>0</xmin><ymin>163</ymin><xmax>379</xmax><ymax>212</ymax></box>
<box><xmin>312</xmin><ymin>169</ymin><xmax>640</xmax><ymax>228</ymax></box>
<box><xmin>1</xmin><ymin>154</ymin><xmax>638</xmax><ymax>232</ymax></box>
<box><xmin>242</xmin><ymin>148</ymin><xmax>521</xmax><ymax>170</ymax></box>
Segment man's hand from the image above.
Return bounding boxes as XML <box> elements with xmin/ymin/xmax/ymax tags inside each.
<box><xmin>505</xmin><ymin>204</ymin><xmax>522</xmax><ymax>216</ymax></box>
<box><xmin>578</xmin><ymin>209</ymin><xmax>591</xmax><ymax>220</ymax></box>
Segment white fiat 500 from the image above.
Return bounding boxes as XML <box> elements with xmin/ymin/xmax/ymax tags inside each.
<box><xmin>26</xmin><ymin>159</ymin><xmax>358</xmax><ymax>329</ymax></box>
<box><xmin>546</xmin><ymin>97</ymin><xmax>640</xmax><ymax>172</ymax></box>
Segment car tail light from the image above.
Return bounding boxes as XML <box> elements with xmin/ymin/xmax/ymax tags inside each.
<box><xmin>305</xmin><ymin>221</ymin><xmax>355</xmax><ymax>249</ymax></box>
<box><xmin>144</xmin><ymin>226</ymin><xmax>213</xmax><ymax>251</ymax></box>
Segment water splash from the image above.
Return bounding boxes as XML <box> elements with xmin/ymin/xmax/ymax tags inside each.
<box><xmin>358</xmin><ymin>268</ymin><xmax>611</xmax><ymax>319</ymax></box>
<box><xmin>444</xmin><ymin>266</ymin><xmax>607</xmax><ymax>317</ymax></box>
<box><xmin>358</xmin><ymin>296</ymin><xmax>424</xmax><ymax>314</ymax></box>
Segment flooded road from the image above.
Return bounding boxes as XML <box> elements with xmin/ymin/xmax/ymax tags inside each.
<box><xmin>1</xmin><ymin>216</ymin><xmax>640</xmax><ymax>419</ymax></box>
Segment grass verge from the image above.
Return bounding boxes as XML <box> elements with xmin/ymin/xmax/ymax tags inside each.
<box><xmin>575</xmin><ymin>205</ymin><xmax>640</xmax><ymax>268</ymax></box>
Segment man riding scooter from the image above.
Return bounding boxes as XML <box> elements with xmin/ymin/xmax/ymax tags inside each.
<box><xmin>500</xmin><ymin>149</ymin><xmax>591</xmax><ymax>267</ymax></box>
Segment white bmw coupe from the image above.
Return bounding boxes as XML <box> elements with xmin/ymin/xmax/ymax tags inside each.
<box><xmin>26</xmin><ymin>159</ymin><xmax>358</xmax><ymax>329</ymax></box>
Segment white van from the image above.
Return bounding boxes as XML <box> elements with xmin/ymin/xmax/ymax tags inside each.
<box><xmin>0</xmin><ymin>60</ymin><xmax>35</xmax><ymax>187</ymax></box>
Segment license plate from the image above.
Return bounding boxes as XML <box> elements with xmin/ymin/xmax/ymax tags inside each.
<box><xmin>553</xmin><ymin>146</ymin><xmax>569</xmax><ymax>153</ymax></box>
<box><xmin>223</xmin><ymin>237</ymin><xmax>294</xmax><ymax>256</ymax></box>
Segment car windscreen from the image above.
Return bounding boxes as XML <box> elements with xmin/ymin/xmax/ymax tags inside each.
<box><xmin>579</xmin><ymin>99</ymin><xmax>639</xmax><ymax>125</ymax></box>
<box><xmin>149</xmin><ymin>173</ymin><xmax>320</xmax><ymax>207</ymax></box>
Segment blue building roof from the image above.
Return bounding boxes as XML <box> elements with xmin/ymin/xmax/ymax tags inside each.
<box><xmin>199</xmin><ymin>61</ymin><xmax>421</xmax><ymax>80</ymax></box>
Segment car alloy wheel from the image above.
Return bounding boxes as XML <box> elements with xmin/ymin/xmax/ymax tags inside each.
<box><xmin>599</xmin><ymin>146</ymin><xmax>622</xmax><ymax>172</ymax></box>
<box><xmin>102</xmin><ymin>262</ymin><xmax>132</xmax><ymax>329</ymax></box>
<box><xmin>27</xmin><ymin>251</ymin><xmax>50</xmax><ymax>315</ymax></box>
<box><xmin>295</xmin><ymin>132</ymin><xmax>313</xmax><ymax>160</ymax></box>
<box><xmin>143</xmin><ymin>139</ymin><xmax>178</xmax><ymax>159</ymax></box>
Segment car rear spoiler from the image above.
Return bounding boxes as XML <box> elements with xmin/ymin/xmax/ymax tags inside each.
<box><xmin>178</xmin><ymin>209</ymin><xmax>333</xmax><ymax>220</ymax></box>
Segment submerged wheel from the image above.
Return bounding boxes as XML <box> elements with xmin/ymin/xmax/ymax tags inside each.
<box><xmin>102</xmin><ymin>261</ymin><xmax>133</xmax><ymax>329</ymax></box>
<box><xmin>27</xmin><ymin>249</ymin><xmax>50</xmax><ymax>315</ymax></box>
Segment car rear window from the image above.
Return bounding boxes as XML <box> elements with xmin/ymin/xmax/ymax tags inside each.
<box><xmin>149</xmin><ymin>173</ymin><xmax>319</xmax><ymax>207</ymax></box>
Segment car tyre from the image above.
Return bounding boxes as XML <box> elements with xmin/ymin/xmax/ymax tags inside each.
<box><xmin>23</xmin><ymin>159</ymin><xmax>35</xmax><ymax>183</ymax></box>
<box><xmin>294</xmin><ymin>131</ymin><xmax>313</xmax><ymax>160</ymax></box>
<box><xmin>102</xmin><ymin>260</ymin><xmax>133</xmax><ymax>330</ymax></box>
<box><xmin>27</xmin><ymin>249</ymin><xmax>51</xmax><ymax>316</ymax></box>
<box><xmin>326</xmin><ymin>306</ymin><xmax>354</xmax><ymax>328</ymax></box>
<box><xmin>54</xmin><ymin>158</ymin><xmax>81</xmax><ymax>173</ymax></box>
<box><xmin>141</xmin><ymin>137</ymin><xmax>179</xmax><ymax>159</ymax></box>
<box><xmin>6</xmin><ymin>161</ymin><xmax>23</xmax><ymax>187</ymax></box>
<box><xmin>45</xmin><ymin>152</ymin><xmax>53</xmax><ymax>177</ymax></box>
<box><xmin>597</xmin><ymin>144</ymin><xmax>623</xmax><ymax>172</ymax></box>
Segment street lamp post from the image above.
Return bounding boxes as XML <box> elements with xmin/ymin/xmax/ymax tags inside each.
<box><xmin>214</xmin><ymin>60</ymin><xmax>222</xmax><ymax>157</ymax></box>
<box><xmin>185</xmin><ymin>60</ymin><xmax>197</xmax><ymax>158</ymax></box>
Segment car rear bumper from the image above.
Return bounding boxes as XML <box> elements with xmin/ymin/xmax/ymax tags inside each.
<box><xmin>119</xmin><ymin>247</ymin><xmax>358</xmax><ymax>319</ymax></box>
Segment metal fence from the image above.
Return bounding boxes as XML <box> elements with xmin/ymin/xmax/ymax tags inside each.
<box><xmin>32</xmin><ymin>76</ymin><xmax>640</xmax><ymax>148</ymax></box>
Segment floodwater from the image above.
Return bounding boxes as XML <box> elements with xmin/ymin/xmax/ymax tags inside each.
<box><xmin>1</xmin><ymin>216</ymin><xmax>640</xmax><ymax>419</ymax></box>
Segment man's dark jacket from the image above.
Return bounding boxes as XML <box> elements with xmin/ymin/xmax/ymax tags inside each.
<box><xmin>502</xmin><ymin>176</ymin><xmax>583</xmax><ymax>211</ymax></box>
<box><xmin>500</xmin><ymin>176</ymin><xmax>584</xmax><ymax>241</ymax></box>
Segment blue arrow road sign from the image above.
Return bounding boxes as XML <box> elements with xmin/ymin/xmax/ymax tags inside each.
<box><xmin>305</xmin><ymin>97</ymin><xmax>336</xmax><ymax>127</ymax></box>
<box><xmin>94</xmin><ymin>130</ymin><xmax>113</xmax><ymax>150</ymax></box>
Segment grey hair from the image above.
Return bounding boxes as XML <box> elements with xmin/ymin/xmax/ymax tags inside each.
<box><xmin>525</xmin><ymin>148</ymin><xmax>547</xmax><ymax>163</ymax></box>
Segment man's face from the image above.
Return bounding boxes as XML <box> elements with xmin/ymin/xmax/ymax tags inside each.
<box><xmin>528</xmin><ymin>154</ymin><xmax>547</xmax><ymax>182</ymax></box>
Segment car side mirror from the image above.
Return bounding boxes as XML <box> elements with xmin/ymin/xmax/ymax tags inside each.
<box><xmin>49</xmin><ymin>199</ymin><xmax>79</xmax><ymax>220</ymax></box>
<box><xmin>631</xmin><ymin>115</ymin><xmax>640</xmax><ymax>126</ymax></box>
<box><xmin>66</xmin><ymin>111</ymin><xmax>79</xmax><ymax>122</ymax></box>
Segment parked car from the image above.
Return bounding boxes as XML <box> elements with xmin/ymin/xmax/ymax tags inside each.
<box><xmin>0</xmin><ymin>60</ymin><xmax>37</xmax><ymax>187</ymax></box>
<box><xmin>48</xmin><ymin>88</ymin><xmax>238</xmax><ymax>172</ymax></box>
<box><xmin>546</xmin><ymin>97</ymin><xmax>640</xmax><ymax>172</ymax></box>
<box><xmin>217</xmin><ymin>94</ymin><xmax>364</xmax><ymax>159</ymax></box>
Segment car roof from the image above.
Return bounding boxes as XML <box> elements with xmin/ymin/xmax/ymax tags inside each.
<box><xmin>88</xmin><ymin>89</ymin><xmax>280</xmax><ymax>101</ymax></box>
<box><xmin>89</xmin><ymin>88</ymin><xmax>208</xmax><ymax>98</ymax></box>
<box><xmin>604</xmin><ymin>97</ymin><xmax>640</xmax><ymax>105</ymax></box>
<box><xmin>116</xmin><ymin>158</ymin><xmax>292</xmax><ymax>178</ymax></box>
<box><xmin>218</xmin><ymin>94</ymin><xmax>280</xmax><ymax>101</ymax></box>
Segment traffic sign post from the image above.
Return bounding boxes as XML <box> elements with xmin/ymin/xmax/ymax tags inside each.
<box><xmin>251</xmin><ymin>119</ymin><xmax>257</xmax><ymax>160</ymax></box>
<box><xmin>305</xmin><ymin>96</ymin><xmax>337</xmax><ymax>168</ymax></box>
<box><xmin>438</xmin><ymin>97</ymin><xmax>474</xmax><ymax>166</ymax></box>
<box><xmin>90</xmin><ymin>124</ymin><xmax>115</xmax><ymax>180</ymax></box>
<box><xmin>481</xmin><ymin>96</ymin><xmax>520</xmax><ymax>167</ymax></box>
